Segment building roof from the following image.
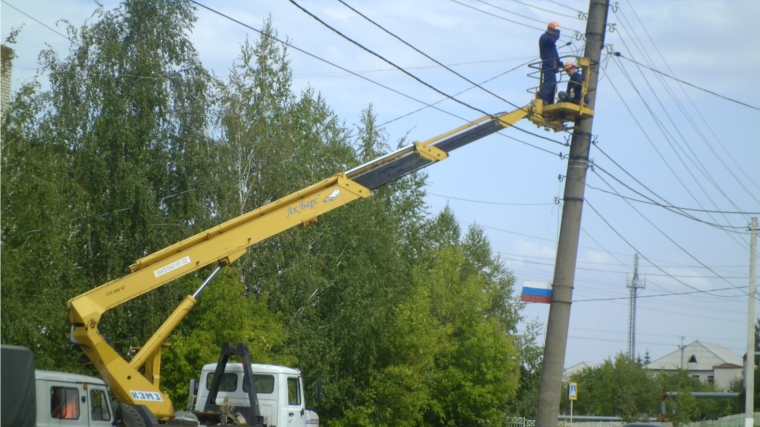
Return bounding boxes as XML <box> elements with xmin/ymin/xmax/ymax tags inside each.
<box><xmin>645</xmin><ymin>341</ymin><xmax>742</xmax><ymax>371</ymax></box>
<box><xmin>563</xmin><ymin>361</ymin><xmax>596</xmax><ymax>380</ymax></box>
<box><xmin>713</xmin><ymin>363</ymin><xmax>742</xmax><ymax>369</ymax></box>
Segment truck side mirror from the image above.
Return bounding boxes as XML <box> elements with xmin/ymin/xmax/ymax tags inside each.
<box><xmin>314</xmin><ymin>383</ymin><xmax>323</xmax><ymax>404</ymax></box>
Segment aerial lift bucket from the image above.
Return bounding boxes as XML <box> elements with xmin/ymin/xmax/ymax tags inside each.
<box><xmin>526</xmin><ymin>56</ymin><xmax>595</xmax><ymax>131</ymax></box>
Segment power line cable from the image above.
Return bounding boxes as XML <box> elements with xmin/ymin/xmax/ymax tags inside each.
<box><xmin>427</xmin><ymin>192</ymin><xmax>554</xmax><ymax>206</ymax></box>
<box><xmin>503</xmin><ymin>255</ymin><xmax>749</xmax><ymax>279</ymax></box>
<box><xmin>588</xmin><ymin>160</ymin><xmax>744</xmax><ymax>232</ymax></box>
<box><xmin>2</xmin><ymin>1</ymin><xmax>72</xmax><ymax>41</ymax></box>
<box><xmin>448</xmin><ymin>0</ymin><xmax>571</xmax><ymax>40</ymax></box>
<box><xmin>571</xmin><ymin>287</ymin><xmax>748</xmax><ymax>322</ymax></box>
<box><xmin>590</xmin><ymin>172</ymin><xmax>752</xmax><ymax>290</ymax></box>
<box><xmin>583</xmin><ymin>198</ymin><xmax>747</xmax><ymax>298</ymax></box>
<box><xmin>585</xmin><ymin>184</ymin><xmax>760</xmax><ymax>216</ymax></box>
<box><xmin>571</xmin><ymin>326</ymin><xmax>748</xmax><ymax>341</ymax></box>
<box><xmin>622</xmin><ymin>0</ymin><xmax>760</xmax><ymax>194</ymax></box>
<box><xmin>546</xmin><ymin>0</ymin><xmax>584</xmax><ymax>14</ymax></box>
<box><xmin>512</xmin><ymin>259</ymin><xmax>748</xmax><ymax>307</ymax></box>
<box><xmin>289</xmin><ymin>0</ymin><xmax>514</xmax><ymax>113</ymax></box>
<box><xmin>337</xmin><ymin>0</ymin><xmax>568</xmax><ymax>144</ymax></box>
<box><xmin>235</xmin><ymin>0</ymin><xmax>753</xmax><ymax>302</ymax></box>
<box><xmin>599</xmin><ymin>64</ymin><xmax>752</xmax><ymax>248</ymax></box>
<box><xmin>377</xmin><ymin>58</ymin><xmax>536</xmax><ymax>127</ymax></box>
<box><xmin>473</xmin><ymin>0</ymin><xmax>583</xmax><ymax>34</ymax></box>
<box><xmin>610</xmin><ymin>15</ymin><xmax>758</xmax><ymax>215</ymax></box>
<box><xmin>288</xmin><ymin>0</ymin><xmax>570</xmax><ymax>147</ymax></box>
<box><xmin>570</xmin><ymin>289</ymin><xmax>747</xmax><ymax>323</ymax></box>
<box><xmin>511</xmin><ymin>255</ymin><xmax>748</xmax><ymax>306</ymax></box>
<box><xmin>464</xmin><ymin>218</ymin><xmax>752</xmax><ymax>299</ymax></box>
<box><xmin>592</xmin><ymin>164</ymin><xmax>747</xmax><ymax>233</ymax></box>
<box><xmin>295</xmin><ymin>55</ymin><xmax>535</xmax><ymax>78</ymax></box>
<box><xmin>574</xmin><ymin>285</ymin><xmax>749</xmax><ymax>302</ymax></box>
<box><xmin>568</xmin><ymin>334</ymin><xmax>743</xmax><ymax>347</ymax></box>
<box><xmin>502</xmin><ymin>250</ymin><xmax>750</xmax><ymax>271</ymax></box>
<box><xmin>613</xmin><ymin>8</ymin><xmax>760</xmax><ymax>207</ymax></box>
<box><xmin>442</xmin><ymin>169</ymin><xmax>760</xmax><ymax>217</ymax></box>
<box><xmin>588</xmin><ymin>166</ymin><xmax>748</xmax><ymax>232</ymax></box>
<box><xmin>609</xmin><ymin>57</ymin><xmax>752</xmax><ymax>247</ymax></box>
<box><xmin>190</xmin><ymin>1</ymin><xmax>564</xmax><ymax>157</ymax></box>
<box><xmin>505</xmin><ymin>0</ymin><xmax>580</xmax><ymax>20</ymax></box>
<box><xmin>614</xmin><ymin>54</ymin><xmax>760</xmax><ymax>112</ymax></box>
<box><xmin>611</xmin><ymin>55</ymin><xmax>731</xmax><ymax>214</ymax></box>
<box><xmin>191</xmin><ymin>1</ymin><xmax>467</xmax><ymax>120</ymax></box>
<box><xmin>339</xmin><ymin>0</ymin><xmax>521</xmax><ymax>109</ymax></box>
<box><xmin>610</xmin><ymin>30</ymin><xmax>752</xmax><ymax>225</ymax></box>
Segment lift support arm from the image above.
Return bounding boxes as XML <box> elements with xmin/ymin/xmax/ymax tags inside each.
<box><xmin>67</xmin><ymin>107</ymin><xmax>530</xmax><ymax>418</ymax></box>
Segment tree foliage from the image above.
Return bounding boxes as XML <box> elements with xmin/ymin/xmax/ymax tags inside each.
<box><xmin>565</xmin><ymin>353</ymin><xmax>740</xmax><ymax>423</ymax></box>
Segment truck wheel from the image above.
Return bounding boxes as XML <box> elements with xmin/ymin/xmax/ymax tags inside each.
<box><xmin>120</xmin><ymin>405</ymin><xmax>148</xmax><ymax>427</ymax></box>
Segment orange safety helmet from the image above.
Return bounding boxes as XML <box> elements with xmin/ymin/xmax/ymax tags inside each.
<box><xmin>563</xmin><ymin>61</ymin><xmax>576</xmax><ymax>71</ymax></box>
<box><xmin>548</xmin><ymin>21</ymin><xmax>560</xmax><ymax>30</ymax></box>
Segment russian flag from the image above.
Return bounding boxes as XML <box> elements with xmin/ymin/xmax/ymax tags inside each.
<box><xmin>521</xmin><ymin>281</ymin><xmax>552</xmax><ymax>304</ymax></box>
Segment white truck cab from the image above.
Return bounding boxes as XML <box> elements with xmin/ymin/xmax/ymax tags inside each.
<box><xmin>0</xmin><ymin>345</ymin><xmax>116</xmax><ymax>427</ymax></box>
<box><xmin>193</xmin><ymin>363</ymin><xmax>318</xmax><ymax>427</ymax></box>
<box><xmin>33</xmin><ymin>370</ymin><xmax>115</xmax><ymax>427</ymax></box>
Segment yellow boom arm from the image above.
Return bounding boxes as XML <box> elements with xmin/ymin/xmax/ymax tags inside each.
<box><xmin>67</xmin><ymin>103</ymin><xmax>590</xmax><ymax>419</ymax></box>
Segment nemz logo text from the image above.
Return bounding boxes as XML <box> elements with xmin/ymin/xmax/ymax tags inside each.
<box><xmin>130</xmin><ymin>391</ymin><xmax>163</xmax><ymax>402</ymax></box>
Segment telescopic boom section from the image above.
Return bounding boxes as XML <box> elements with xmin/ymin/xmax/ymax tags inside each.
<box><xmin>66</xmin><ymin>107</ymin><xmax>530</xmax><ymax>419</ymax></box>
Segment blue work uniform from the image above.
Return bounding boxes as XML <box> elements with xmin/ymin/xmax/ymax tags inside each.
<box><xmin>562</xmin><ymin>71</ymin><xmax>588</xmax><ymax>105</ymax></box>
<box><xmin>538</xmin><ymin>30</ymin><xmax>563</xmax><ymax>104</ymax></box>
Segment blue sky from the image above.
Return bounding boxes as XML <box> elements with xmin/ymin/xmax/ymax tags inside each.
<box><xmin>4</xmin><ymin>0</ymin><xmax>759</xmax><ymax>370</ymax></box>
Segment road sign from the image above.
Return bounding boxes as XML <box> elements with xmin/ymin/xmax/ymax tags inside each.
<box><xmin>568</xmin><ymin>382</ymin><xmax>578</xmax><ymax>401</ymax></box>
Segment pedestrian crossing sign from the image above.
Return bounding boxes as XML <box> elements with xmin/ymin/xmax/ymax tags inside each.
<box><xmin>568</xmin><ymin>382</ymin><xmax>578</xmax><ymax>400</ymax></box>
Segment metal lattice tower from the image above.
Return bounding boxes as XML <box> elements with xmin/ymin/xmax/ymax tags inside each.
<box><xmin>627</xmin><ymin>253</ymin><xmax>646</xmax><ymax>359</ymax></box>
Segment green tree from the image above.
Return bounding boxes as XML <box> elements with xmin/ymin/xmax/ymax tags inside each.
<box><xmin>506</xmin><ymin>319</ymin><xmax>544</xmax><ymax>418</ymax></box>
<box><xmin>1</xmin><ymin>81</ymin><xmax>86</xmax><ymax>370</ymax></box>
<box><xmin>2</xmin><ymin>0</ymin><xmax>217</xmax><ymax>373</ymax></box>
<box><xmin>667</xmin><ymin>388</ymin><xmax>698</xmax><ymax>427</ymax></box>
<box><xmin>419</xmin><ymin>208</ymin><xmax>521</xmax><ymax>426</ymax></box>
<box><xmin>566</xmin><ymin>353</ymin><xmax>659</xmax><ymax>421</ymax></box>
<box><xmin>160</xmin><ymin>267</ymin><xmax>290</xmax><ymax>406</ymax></box>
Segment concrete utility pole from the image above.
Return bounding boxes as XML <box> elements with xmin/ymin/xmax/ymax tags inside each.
<box><xmin>746</xmin><ymin>217</ymin><xmax>757</xmax><ymax>427</ymax></box>
<box><xmin>534</xmin><ymin>1</ymin><xmax>610</xmax><ymax>426</ymax></box>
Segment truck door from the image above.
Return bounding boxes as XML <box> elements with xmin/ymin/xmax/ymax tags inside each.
<box><xmin>286</xmin><ymin>377</ymin><xmax>306</xmax><ymax>427</ymax></box>
<box><xmin>87</xmin><ymin>386</ymin><xmax>113</xmax><ymax>426</ymax></box>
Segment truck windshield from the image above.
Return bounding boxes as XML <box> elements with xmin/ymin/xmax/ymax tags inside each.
<box><xmin>206</xmin><ymin>373</ymin><xmax>238</xmax><ymax>391</ymax></box>
<box><xmin>243</xmin><ymin>374</ymin><xmax>275</xmax><ymax>394</ymax></box>
<box><xmin>205</xmin><ymin>373</ymin><xmax>275</xmax><ymax>393</ymax></box>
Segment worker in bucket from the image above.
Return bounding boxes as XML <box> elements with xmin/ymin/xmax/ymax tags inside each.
<box><xmin>557</xmin><ymin>61</ymin><xmax>589</xmax><ymax>105</ymax></box>
<box><xmin>538</xmin><ymin>21</ymin><xmax>563</xmax><ymax>105</ymax></box>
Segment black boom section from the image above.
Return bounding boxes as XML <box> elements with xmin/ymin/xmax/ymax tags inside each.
<box><xmin>352</xmin><ymin>152</ymin><xmax>432</xmax><ymax>190</ymax></box>
<box><xmin>351</xmin><ymin>118</ymin><xmax>505</xmax><ymax>190</ymax></box>
<box><xmin>434</xmin><ymin>119</ymin><xmax>504</xmax><ymax>153</ymax></box>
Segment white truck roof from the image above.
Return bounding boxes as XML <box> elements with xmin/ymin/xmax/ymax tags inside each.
<box><xmin>35</xmin><ymin>369</ymin><xmax>107</xmax><ymax>385</ymax></box>
<box><xmin>201</xmin><ymin>363</ymin><xmax>300</xmax><ymax>376</ymax></box>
